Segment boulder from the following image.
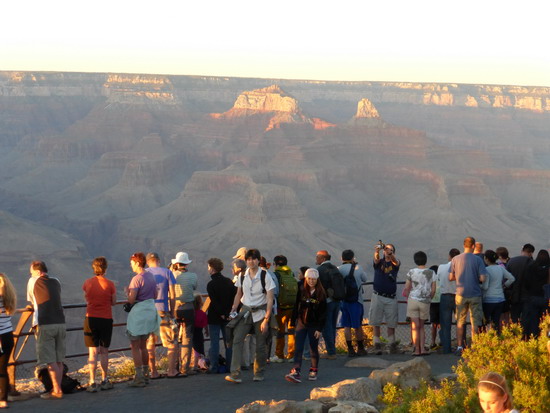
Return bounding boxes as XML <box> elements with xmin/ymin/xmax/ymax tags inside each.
<box><xmin>368</xmin><ymin>357</ymin><xmax>431</xmax><ymax>388</ymax></box>
<box><xmin>236</xmin><ymin>399</ymin><xmax>324</xmax><ymax>413</ymax></box>
<box><xmin>344</xmin><ymin>357</ymin><xmax>392</xmax><ymax>369</ymax></box>
<box><xmin>328</xmin><ymin>401</ymin><xmax>380</xmax><ymax>413</ymax></box>
<box><xmin>310</xmin><ymin>377</ymin><xmax>381</xmax><ymax>404</ymax></box>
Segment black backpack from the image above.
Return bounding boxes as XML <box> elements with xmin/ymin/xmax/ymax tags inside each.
<box><xmin>327</xmin><ymin>264</ymin><xmax>346</xmax><ymax>301</ymax></box>
<box><xmin>343</xmin><ymin>264</ymin><xmax>359</xmax><ymax>303</ymax></box>
<box><xmin>37</xmin><ymin>363</ymin><xmax>82</xmax><ymax>394</ymax></box>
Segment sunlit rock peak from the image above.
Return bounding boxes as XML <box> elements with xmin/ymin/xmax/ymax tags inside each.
<box><xmin>213</xmin><ymin>85</ymin><xmax>334</xmax><ymax>131</ymax></box>
<box><xmin>355</xmin><ymin>98</ymin><xmax>380</xmax><ymax>118</ymax></box>
<box><xmin>233</xmin><ymin>85</ymin><xmax>300</xmax><ymax>113</ymax></box>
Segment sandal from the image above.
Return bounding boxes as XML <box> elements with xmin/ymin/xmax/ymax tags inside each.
<box><xmin>167</xmin><ymin>372</ymin><xmax>186</xmax><ymax>378</ymax></box>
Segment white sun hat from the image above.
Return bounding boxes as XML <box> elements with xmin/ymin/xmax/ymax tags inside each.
<box><xmin>171</xmin><ymin>251</ymin><xmax>192</xmax><ymax>265</ymax></box>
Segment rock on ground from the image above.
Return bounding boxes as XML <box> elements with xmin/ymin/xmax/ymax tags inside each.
<box><xmin>237</xmin><ymin>399</ymin><xmax>325</xmax><ymax>413</ymax></box>
<box><xmin>344</xmin><ymin>357</ymin><xmax>392</xmax><ymax>369</ymax></box>
<box><xmin>310</xmin><ymin>377</ymin><xmax>381</xmax><ymax>404</ymax></box>
<box><xmin>328</xmin><ymin>401</ymin><xmax>380</xmax><ymax>413</ymax></box>
<box><xmin>368</xmin><ymin>357</ymin><xmax>431</xmax><ymax>388</ymax></box>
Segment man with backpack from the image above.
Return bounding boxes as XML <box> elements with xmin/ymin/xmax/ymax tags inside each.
<box><xmin>316</xmin><ymin>250</ymin><xmax>345</xmax><ymax>359</ymax></box>
<box><xmin>338</xmin><ymin>250</ymin><xmax>368</xmax><ymax>357</ymax></box>
<box><xmin>271</xmin><ymin>255</ymin><xmax>298</xmax><ymax>363</ymax></box>
<box><xmin>225</xmin><ymin>249</ymin><xmax>276</xmax><ymax>384</ymax></box>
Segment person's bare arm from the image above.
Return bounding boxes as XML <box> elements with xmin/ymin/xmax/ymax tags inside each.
<box><xmin>261</xmin><ymin>289</ymin><xmax>274</xmax><ymax>334</ymax></box>
<box><xmin>127</xmin><ymin>289</ymin><xmax>138</xmax><ymax>305</ymax></box>
<box><xmin>230</xmin><ymin>287</ymin><xmax>243</xmax><ymax>313</ymax></box>
<box><xmin>373</xmin><ymin>248</ymin><xmax>381</xmax><ymax>265</ymax></box>
<box><xmin>403</xmin><ymin>280</ymin><xmax>411</xmax><ymax>297</ymax></box>
<box><xmin>169</xmin><ymin>284</ymin><xmax>176</xmax><ymax>317</ymax></box>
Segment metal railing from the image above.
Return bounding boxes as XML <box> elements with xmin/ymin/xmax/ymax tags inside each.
<box><xmin>8</xmin><ymin>282</ymin><xmax>456</xmax><ymax>387</ymax></box>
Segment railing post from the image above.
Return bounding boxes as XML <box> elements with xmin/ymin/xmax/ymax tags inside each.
<box><xmin>9</xmin><ymin>309</ymin><xmax>33</xmax><ymax>394</ymax></box>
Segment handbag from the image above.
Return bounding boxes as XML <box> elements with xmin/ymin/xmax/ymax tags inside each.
<box><xmin>123</xmin><ymin>302</ymin><xmax>134</xmax><ymax>313</ymax></box>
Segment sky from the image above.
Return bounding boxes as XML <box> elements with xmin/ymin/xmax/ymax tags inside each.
<box><xmin>2</xmin><ymin>0</ymin><xmax>549</xmax><ymax>87</ymax></box>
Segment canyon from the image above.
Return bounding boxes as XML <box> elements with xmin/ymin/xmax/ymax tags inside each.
<box><xmin>0</xmin><ymin>71</ymin><xmax>549</xmax><ymax>302</ymax></box>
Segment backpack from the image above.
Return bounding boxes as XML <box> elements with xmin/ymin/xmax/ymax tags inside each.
<box><xmin>327</xmin><ymin>264</ymin><xmax>346</xmax><ymax>301</ymax></box>
<box><xmin>37</xmin><ymin>363</ymin><xmax>82</xmax><ymax>394</ymax></box>
<box><xmin>275</xmin><ymin>266</ymin><xmax>298</xmax><ymax>309</ymax></box>
<box><xmin>343</xmin><ymin>264</ymin><xmax>359</xmax><ymax>303</ymax></box>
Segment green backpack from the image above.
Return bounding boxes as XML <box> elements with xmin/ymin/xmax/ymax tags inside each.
<box><xmin>275</xmin><ymin>266</ymin><xmax>298</xmax><ymax>309</ymax></box>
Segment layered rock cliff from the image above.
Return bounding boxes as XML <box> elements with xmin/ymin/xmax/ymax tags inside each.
<box><xmin>212</xmin><ymin>85</ymin><xmax>335</xmax><ymax>131</ymax></box>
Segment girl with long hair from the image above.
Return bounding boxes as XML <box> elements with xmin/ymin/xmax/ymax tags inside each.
<box><xmin>285</xmin><ymin>268</ymin><xmax>326</xmax><ymax>383</ymax></box>
<box><xmin>478</xmin><ymin>372</ymin><xmax>519</xmax><ymax>413</ymax></box>
<box><xmin>0</xmin><ymin>273</ymin><xmax>16</xmax><ymax>409</ymax></box>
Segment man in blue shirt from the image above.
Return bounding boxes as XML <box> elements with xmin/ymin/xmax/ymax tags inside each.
<box><xmin>369</xmin><ymin>243</ymin><xmax>400</xmax><ymax>355</ymax></box>
<box><xmin>449</xmin><ymin>237</ymin><xmax>487</xmax><ymax>356</ymax></box>
<box><xmin>146</xmin><ymin>252</ymin><xmax>178</xmax><ymax>378</ymax></box>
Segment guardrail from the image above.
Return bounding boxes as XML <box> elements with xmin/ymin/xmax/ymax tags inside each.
<box><xmin>8</xmin><ymin>280</ymin><xmax>453</xmax><ymax>391</ymax></box>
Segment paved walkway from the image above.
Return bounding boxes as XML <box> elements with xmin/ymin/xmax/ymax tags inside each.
<box><xmin>12</xmin><ymin>353</ymin><xmax>458</xmax><ymax>412</ymax></box>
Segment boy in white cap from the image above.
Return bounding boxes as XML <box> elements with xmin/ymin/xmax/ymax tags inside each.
<box><xmin>172</xmin><ymin>252</ymin><xmax>197</xmax><ymax>376</ymax></box>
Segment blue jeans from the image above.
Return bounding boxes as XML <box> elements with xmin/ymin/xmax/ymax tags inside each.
<box><xmin>208</xmin><ymin>322</ymin><xmax>231</xmax><ymax>372</ymax></box>
<box><xmin>293</xmin><ymin>324</ymin><xmax>319</xmax><ymax>372</ymax></box>
<box><xmin>322</xmin><ymin>300</ymin><xmax>340</xmax><ymax>355</ymax></box>
<box><xmin>483</xmin><ymin>301</ymin><xmax>504</xmax><ymax>333</ymax></box>
<box><xmin>521</xmin><ymin>296</ymin><xmax>548</xmax><ymax>338</ymax></box>
<box><xmin>439</xmin><ymin>294</ymin><xmax>456</xmax><ymax>353</ymax></box>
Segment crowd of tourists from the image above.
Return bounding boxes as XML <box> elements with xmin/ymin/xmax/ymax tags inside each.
<box><xmin>0</xmin><ymin>237</ymin><xmax>548</xmax><ymax>410</ymax></box>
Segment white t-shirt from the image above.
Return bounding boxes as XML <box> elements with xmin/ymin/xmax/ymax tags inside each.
<box><xmin>438</xmin><ymin>262</ymin><xmax>456</xmax><ymax>295</ymax></box>
<box><xmin>406</xmin><ymin>267</ymin><xmax>435</xmax><ymax>304</ymax></box>
<box><xmin>236</xmin><ymin>268</ymin><xmax>276</xmax><ymax>322</ymax></box>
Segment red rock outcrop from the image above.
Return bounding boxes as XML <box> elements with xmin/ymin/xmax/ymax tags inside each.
<box><xmin>212</xmin><ymin>85</ymin><xmax>335</xmax><ymax>131</ymax></box>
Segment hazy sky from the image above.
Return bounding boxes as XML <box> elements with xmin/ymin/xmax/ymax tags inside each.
<box><xmin>2</xmin><ymin>0</ymin><xmax>548</xmax><ymax>87</ymax></box>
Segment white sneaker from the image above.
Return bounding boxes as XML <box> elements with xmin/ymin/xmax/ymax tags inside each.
<box><xmin>270</xmin><ymin>355</ymin><xmax>284</xmax><ymax>363</ymax></box>
<box><xmin>225</xmin><ymin>375</ymin><xmax>242</xmax><ymax>384</ymax></box>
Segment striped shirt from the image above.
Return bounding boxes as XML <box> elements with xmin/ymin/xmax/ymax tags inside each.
<box><xmin>174</xmin><ymin>271</ymin><xmax>197</xmax><ymax>306</ymax></box>
<box><xmin>0</xmin><ymin>298</ymin><xmax>13</xmax><ymax>335</ymax></box>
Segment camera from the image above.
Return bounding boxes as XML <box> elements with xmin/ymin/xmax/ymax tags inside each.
<box><xmin>375</xmin><ymin>240</ymin><xmax>385</xmax><ymax>260</ymax></box>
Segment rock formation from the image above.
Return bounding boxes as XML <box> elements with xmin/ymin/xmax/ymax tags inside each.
<box><xmin>349</xmin><ymin>98</ymin><xmax>386</xmax><ymax>128</ymax></box>
<box><xmin>212</xmin><ymin>85</ymin><xmax>335</xmax><ymax>131</ymax></box>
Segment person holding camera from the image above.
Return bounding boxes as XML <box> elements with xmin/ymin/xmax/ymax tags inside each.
<box><xmin>369</xmin><ymin>242</ymin><xmax>400</xmax><ymax>354</ymax></box>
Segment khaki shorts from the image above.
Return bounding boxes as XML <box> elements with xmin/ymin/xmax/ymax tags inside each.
<box><xmin>455</xmin><ymin>295</ymin><xmax>483</xmax><ymax>328</ymax></box>
<box><xmin>147</xmin><ymin>312</ymin><xmax>177</xmax><ymax>349</ymax></box>
<box><xmin>35</xmin><ymin>324</ymin><xmax>66</xmax><ymax>365</ymax></box>
<box><xmin>368</xmin><ymin>293</ymin><xmax>398</xmax><ymax>328</ymax></box>
<box><xmin>406</xmin><ymin>299</ymin><xmax>430</xmax><ymax>320</ymax></box>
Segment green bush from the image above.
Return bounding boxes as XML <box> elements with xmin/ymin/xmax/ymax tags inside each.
<box><xmin>380</xmin><ymin>314</ymin><xmax>550</xmax><ymax>413</ymax></box>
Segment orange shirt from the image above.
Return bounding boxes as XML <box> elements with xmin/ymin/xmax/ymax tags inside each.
<box><xmin>83</xmin><ymin>276</ymin><xmax>116</xmax><ymax>319</ymax></box>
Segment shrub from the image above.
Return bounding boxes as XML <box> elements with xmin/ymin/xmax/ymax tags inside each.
<box><xmin>330</xmin><ymin>319</ymin><xmax>373</xmax><ymax>354</ymax></box>
<box><xmin>380</xmin><ymin>314</ymin><xmax>550</xmax><ymax>413</ymax></box>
